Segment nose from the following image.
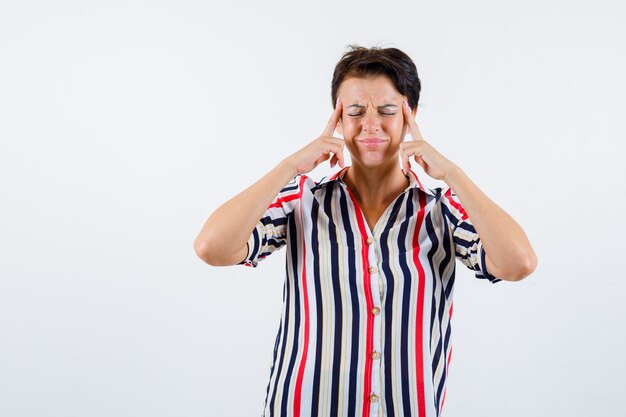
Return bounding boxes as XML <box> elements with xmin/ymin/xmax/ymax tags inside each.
<box><xmin>362</xmin><ymin>108</ymin><xmax>381</xmax><ymax>133</ymax></box>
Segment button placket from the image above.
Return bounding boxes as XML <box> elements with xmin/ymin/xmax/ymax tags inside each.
<box><xmin>366</xmin><ymin>232</ymin><xmax>382</xmax><ymax>413</ymax></box>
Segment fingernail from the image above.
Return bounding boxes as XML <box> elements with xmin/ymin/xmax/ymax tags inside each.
<box><xmin>337</xmin><ymin>96</ymin><xmax>342</xmax><ymax>105</ymax></box>
<box><xmin>403</xmin><ymin>99</ymin><xmax>409</xmax><ymax>109</ymax></box>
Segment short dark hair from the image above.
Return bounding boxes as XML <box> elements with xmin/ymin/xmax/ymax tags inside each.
<box><xmin>331</xmin><ymin>44</ymin><xmax>421</xmax><ymax>111</ymax></box>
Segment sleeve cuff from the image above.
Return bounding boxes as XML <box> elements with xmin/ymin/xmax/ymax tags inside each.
<box><xmin>238</xmin><ymin>223</ymin><xmax>263</xmax><ymax>268</ymax></box>
<box><xmin>478</xmin><ymin>241</ymin><xmax>502</xmax><ymax>284</ymax></box>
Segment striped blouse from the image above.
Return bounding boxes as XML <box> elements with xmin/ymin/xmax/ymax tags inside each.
<box><xmin>239</xmin><ymin>166</ymin><xmax>502</xmax><ymax>417</ymax></box>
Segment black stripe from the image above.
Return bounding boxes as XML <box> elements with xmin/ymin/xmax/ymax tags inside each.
<box><xmin>436</xmin><ymin>319</ymin><xmax>453</xmax><ymax>411</ymax></box>
<box><xmin>281</xmin><ymin>177</ymin><xmax>301</xmax><ymax>193</ymax></box>
<box><xmin>454</xmin><ymin>235</ymin><xmax>478</xmax><ymax>253</ymax></box>
<box><xmin>262</xmin><ymin>301</ymin><xmax>283</xmax><ymax>414</ymax></box>
<box><xmin>261</xmin><ymin>216</ymin><xmax>289</xmax><ymax>227</ymax></box>
<box><xmin>268</xmin><ymin>240</ymin><xmax>292</xmax><ymax>415</ymax></box>
<box><xmin>440</xmin><ymin>196</ymin><xmax>457</xmax><ymax>302</ymax></box>
<box><xmin>265</xmin><ymin>238</ymin><xmax>287</xmax><ymax>250</ymax></box>
<box><xmin>310</xmin><ymin>191</ymin><xmax>323</xmax><ymax>416</ymax></box>
<box><xmin>454</xmin><ymin>220</ymin><xmax>476</xmax><ymax>234</ymax></box>
<box><xmin>440</xmin><ymin>201</ymin><xmax>461</xmax><ymax>229</ymax></box>
<box><xmin>435</xmin><ymin>195</ymin><xmax>458</xmax><ymax>413</ymax></box>
<box><xmin>324</xmin><ymin>184</ymin><xmax>343</xmax><ymax>416</ymax></box>
<box><xmin>339</xmin><ymin>186</ymin><xmax>359</xmax><ymax>414</ymax></box>
<box><xmin>480</xmin><ymin>245</ymin><xmax>502</xmax><ymax>283</ymax></box>
<box><xmin>279</xmin><ymin>215</ymin><xmax>301</xmax><ymax>416</ymax></box>
<box><xmin>249</xmin><ymin>227</ymin><xmax>261</xmax><ymax>263</ymax></box>
<box><xmin>424</xmin><ymin>199</ymin><xmax>446</xmax><ymax>416</ymax></box>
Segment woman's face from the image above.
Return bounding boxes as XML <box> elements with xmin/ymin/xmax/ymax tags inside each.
<box><xmin>337</xmin><ymin>75</ymin><xmax>416</xmax><ymax>169</ymax></box>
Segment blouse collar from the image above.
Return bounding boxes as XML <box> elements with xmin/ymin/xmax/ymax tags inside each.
<box><xmin>316</xmin><ymin>165</ymin><xmax>436</xmax><ymax>197</ymax></box>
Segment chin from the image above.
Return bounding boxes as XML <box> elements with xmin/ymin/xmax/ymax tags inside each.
<box><xmin>354</xmin><ymin>154</ymin><xmax>392</xmax><ymax>169</ymax></box>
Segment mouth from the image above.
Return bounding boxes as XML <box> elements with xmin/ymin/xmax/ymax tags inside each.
<box><xmin>357</xmin><ymin>137</ymin><xmax>388</xmax><ymax>146</ymax></box>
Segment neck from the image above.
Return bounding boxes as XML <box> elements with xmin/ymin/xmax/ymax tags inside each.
<box><xmin>342</xmin><ymin>161</ymin><xmax>409</xmax><ymax>208</ymax></box>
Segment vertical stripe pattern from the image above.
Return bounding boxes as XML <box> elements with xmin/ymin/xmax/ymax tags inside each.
<box><xmin>240</xmin><ymin>167</ymin><xmax>502</xmax><ymax>417</ymax></box>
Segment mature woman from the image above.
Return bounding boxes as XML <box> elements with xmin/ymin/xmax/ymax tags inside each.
<box><xmin>194</xmin><ymin>45</ymin><xmax>537</xmax><ymax>417</ymax></box>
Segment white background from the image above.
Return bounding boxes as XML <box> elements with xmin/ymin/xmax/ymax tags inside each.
<box><xmin>1</xmin><ymin>1</ymin><xmax>625</xmax><ymax>416</ymax></box>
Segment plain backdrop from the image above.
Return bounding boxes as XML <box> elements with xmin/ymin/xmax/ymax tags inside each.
<box><xmin>1</xmin><ymin>1</ymin><xmax>625</xmax><ymax>416</ymax></box>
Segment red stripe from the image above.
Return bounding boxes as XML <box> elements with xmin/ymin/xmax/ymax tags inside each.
<box><xmin>408</xmin><ymin>168</ymin><xmax>427</xmax><ymax>192</ymax></box>
<box><xmin>444</xmin><ymin>188</ymin><xmax>468</xmax><ymax>220</ymax></box>
<box><xmin>293</xmin><ymin>176</ymin><xmax>310</xmax><ymax>417</ymax></box>
<box><xmin>413</xmin><ymin>191</ymin><xmax>427</xmax><ymax>417</ymax></box>
<box><xmin>269</xmin><ymin>175</ymin><xmax>308</xmax><ymax>209</ymax></box>
<box><xmin>344</xmin><ymin>186</ymin><xmax>374</xmax><ymax>417</ymax></box>
<box><xmin>330</xmin><ymin>166</ymin><xmax>348</xmax><ymax>181</ymax></box>
<box><xmin>269</xmin><ymin>194</ymin><xmax>300</xmax><ymax>208</ymax></box>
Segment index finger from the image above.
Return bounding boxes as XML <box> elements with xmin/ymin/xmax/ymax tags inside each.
<box><xmin>402</xmin><ymin>99</ymin><xmax>423</xmax><ymax>141</ymax></box>
<box><xmin>322</xmin><ymin>96</ymin><xmax>343</xmax><ymax>137</ymax></box>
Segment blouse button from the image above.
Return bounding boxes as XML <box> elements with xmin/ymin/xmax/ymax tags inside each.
<box><xmin>369</xmin><ymin>393</ymin><xmax>379</xmax><ymax>403</ymax></box>
<box><xmin>371</xmin><ymin>307</ymin><xmax>381</xmax><ymax>315</ymax></box>
<box><xmin>368</xmin><ymin>266</ymin><xmax>377</xmax><ymax>274</ymax></box>
<box><xmin>366</xmin><ymin>237</ymin><xmax>374</xmax><ymax>245</ymax></box>
<box><xmin>371</xmin><ymin>351</ymin><xmax>381</xmax><ymax>359</ymax></box>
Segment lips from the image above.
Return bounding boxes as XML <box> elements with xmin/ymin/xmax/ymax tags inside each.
<box><xmin>357</xmin><ymin>137</ymin><xmax>387</xmax><ymax>145</ymax></box>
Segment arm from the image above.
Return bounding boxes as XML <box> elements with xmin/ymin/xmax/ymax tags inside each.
<box><xmin>399</xmin><ymin>98</ymin><xmax>537</xmax><ymax>281</ymax></box>
<box><xmin>193</xmin><ymin>97</ymin><xmax>346</xmax><ymax>266</ymax></box>
<box><xmin>443</xmin><ymin>165</ymin><xmax>538</xmax><ymax>281</ymax></box>
<box><xmin>193</xmin><ymin>160</ymin><xmax>298</xmax><ymax>266</ymax></box>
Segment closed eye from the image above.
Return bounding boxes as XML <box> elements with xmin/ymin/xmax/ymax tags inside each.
<box><xmin>349</xmin><ymin>112</ymin><xmax>396</xmax><ymax>117</ymax></box>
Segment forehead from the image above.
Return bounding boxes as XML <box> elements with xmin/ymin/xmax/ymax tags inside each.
<box><xmin>338</xmin><ymin>75</ymin><xmax>401</xmax><ymax>101</ymax></box>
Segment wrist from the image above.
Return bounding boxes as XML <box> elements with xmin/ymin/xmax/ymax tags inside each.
<box><xmin>443</xmin><ymin>163</ymin><xmax>463</xmax><ymax>185</ymax></box>
<box><xmin>279</xmin><ymin>157</ymin><xmax>299</xmax><ymax>178</ymax></box>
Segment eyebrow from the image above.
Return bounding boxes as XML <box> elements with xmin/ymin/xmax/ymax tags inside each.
<box><xmin>347</xmin><ymin>104</ymin><xmax>398</xmax><ymax>110</ymax></box>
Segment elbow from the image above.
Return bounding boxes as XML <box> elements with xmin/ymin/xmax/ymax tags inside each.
<box><xmin>193</xmin><ymin>239</ymin><xmax>211</xmax><ymax>265</ymax></box>
<box><xmin>193</xmin><ymin>236</ymin><xmax>219</xmax><ymax>266</ymax></box>
<box><xmin>194</xmin><ymin>233</ymin><xmax>242</xmax><ymax>267</ymax></box>
<box><xmin>508</xmin><ymin>251</ymin><xmax>538</xmax><ymax>282</ymax></box>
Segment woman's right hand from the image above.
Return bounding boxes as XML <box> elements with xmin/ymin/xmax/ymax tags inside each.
<box><xmin>284</xmin><ymin>97</ymin><xmax>346</xmax><ymax>175</ymax></box>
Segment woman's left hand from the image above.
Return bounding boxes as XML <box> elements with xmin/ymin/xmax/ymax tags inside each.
<box><xmin>400</xmin><ymin>99</ymin><xmax>458</xmax><ymax>181</ymax></box>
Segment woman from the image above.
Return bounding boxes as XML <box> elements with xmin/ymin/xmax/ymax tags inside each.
<box><xmin>194</xmin><ymin>45</ymin><xmax>537</xmax><ymax>417</ymax></box>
